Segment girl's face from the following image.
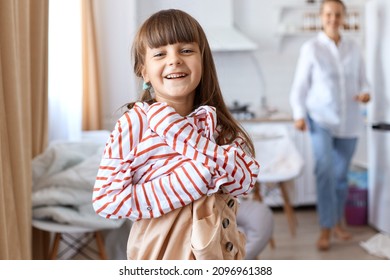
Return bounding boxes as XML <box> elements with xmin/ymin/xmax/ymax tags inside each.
<box><xmin>321</xmin><ymin>2</ymin><xmax>345</xmax><ymax>35</ymax></box>
<box><xmin>142</xmin><ymin>42</ymin><xmax>202</xmax><ymax>108</ymax></box>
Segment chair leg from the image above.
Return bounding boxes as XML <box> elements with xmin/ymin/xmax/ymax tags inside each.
<box><xmin>279</xmin><ymin>181</ymin><xmax>297</xmax><ymax>237</ymax></box>
<box><xmin>269</xmin><ymin>237</ymin><xmax>276</xmax><ymax>249</ymax></box>
<box><xmin>252</xmin><ymin>181</ymin><xmax>263</xmax><ymax>202</ymax></box>
<box><xmin>95</xmin><ymin>231</ymin><xmax>108</xmax><ymax>260</ymax></box>
<box><xmin>50</xmin><ymin>233</ymin><xmax>61</xmax><ymax>260</ymax></box>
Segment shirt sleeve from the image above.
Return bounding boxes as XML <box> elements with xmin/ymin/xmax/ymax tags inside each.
<box><xmin>92</xmin><ymin>107</ymin><xmax>146</xmax><ymax>221</ymax></box>
<box><xmin>290</xmin><ymin>42</ymin><xmax>313</xmax><ymax>120</ymax></box>
<box><xmin>147</xmin><ymin>102</ymin><xmax>260</xmax><ymax>197</ymax></box>
<box><xmin>92</xmin><ymin>104</ymin><xmax>211</xmax><ymax>221</ymax></box>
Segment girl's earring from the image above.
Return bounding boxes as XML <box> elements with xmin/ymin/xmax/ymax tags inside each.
<box><xmin>143</xmin><ymin>81</ymin><xmax>152</xmax><ymax>91</ymax></box>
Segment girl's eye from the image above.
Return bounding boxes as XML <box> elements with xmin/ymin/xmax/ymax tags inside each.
<box><xmin>153</xmin><ymin>52</ymin><xmax>165</xmax><ymax>57</ymax></box>
<box><xmin>181</xmin><ymin>49</ymin><xmax>193</xmax><ymax>54</ymax></box>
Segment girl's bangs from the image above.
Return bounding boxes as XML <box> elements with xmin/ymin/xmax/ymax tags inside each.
<box><xmin>143</xmin><ymin>12</ymin><xmax>201</xmax><ymax>48</ymax></box>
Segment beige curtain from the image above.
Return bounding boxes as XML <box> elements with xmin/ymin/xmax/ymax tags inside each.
<box><xmin>82</xmin><ymin>0</ymin><xmax>102</xmax><ymax>131</ymax></box>
<box><xmin>0</xmin><ymin>0</ymin><xmax>48</xmax><ymax>259</ymax></box>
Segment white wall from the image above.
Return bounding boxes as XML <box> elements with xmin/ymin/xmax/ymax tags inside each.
<box><xmin>94</xmin><ymin>0</ymin><xmax>138</xmax><ymax>130</ymax></box>
<box><xmin>136</xmin><ymin>0</ymin><xmax>233</xmax><ymax>28</ymax></box>
<box><xmin>234</xmin><ymin>0</ymin><xmax>313</xmax><ymax>115</ymax></box>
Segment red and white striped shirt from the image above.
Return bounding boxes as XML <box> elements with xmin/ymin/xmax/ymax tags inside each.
<box><xmin>92</xmin><ymin>102</ymin><xmax>260</xmax><ymax>221</ymax></box>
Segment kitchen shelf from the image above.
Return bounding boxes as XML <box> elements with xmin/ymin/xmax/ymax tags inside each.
<box><xmin>276</xmin><ymin>29</ymin><xmax>362</xmax><ymax>36</ymax></box>
<box><xmin>274</xmin><ymin>1</ymin><xmax>365</xmax><ymax>50</ymax></box>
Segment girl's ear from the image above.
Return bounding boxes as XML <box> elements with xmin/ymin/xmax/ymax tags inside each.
<box><xmin>141</xmin><ymin>66</ymin><xmax>149</xmax><ymax>83</ymax></box>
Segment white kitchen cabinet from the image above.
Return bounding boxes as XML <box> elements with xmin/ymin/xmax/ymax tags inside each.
<box><xmin>242</xmin><ymin>120</ymin><xmax>317</xmax><ymax>207</ymax></box>
<box><xmin>289</xmin><ymin>122</ymin><xmax>317</xmax><ymax>206</ymax></box>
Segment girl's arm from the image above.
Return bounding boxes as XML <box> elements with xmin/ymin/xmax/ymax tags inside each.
<box><xmin>147</xmin><ymin>102</ymin><xmax>260</xmax><ymax>197</ymax></box>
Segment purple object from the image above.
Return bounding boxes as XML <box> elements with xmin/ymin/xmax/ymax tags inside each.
<box><xmin>345</xmin><ymin>187</ymin><xmax>368</xmax><ymax>226</ymax></box>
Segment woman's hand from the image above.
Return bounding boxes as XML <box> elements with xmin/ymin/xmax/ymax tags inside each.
<box><xmin>294</xmin><ymin>118</ymin><xmax>307</xmax><ymax>131</ymax></box>
<box><xmin>355</xmin><ymin>93</ymin><xmax>371</xmax><ymax>103</ymax></box>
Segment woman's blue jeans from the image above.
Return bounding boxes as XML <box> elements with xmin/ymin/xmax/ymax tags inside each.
<box><xmin>308</xmin><ymin>117</ymin><xmax>357</xmax><ymax>229</ymax></box>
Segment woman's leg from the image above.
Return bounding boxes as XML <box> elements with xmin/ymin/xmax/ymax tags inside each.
<box><xmin>308</xmin><ymin>118</ymin><xmax>337</xmax><ymax>229</ymax></box>
<box><xmin>308</xmin><ymin>118</ymin><xmax>337</xmax><ymax>250</ymax></box>
<box><xmin>333</xmin><ymin>137</ymin><xmax>357</xmax><ymax>239</ymax></box>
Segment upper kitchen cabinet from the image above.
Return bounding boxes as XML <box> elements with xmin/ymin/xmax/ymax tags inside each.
<box><xmin>202</xmin><ymin>26</ymin><xmax>257</xmax><ymax>52</ymax></box>
<box><xmin>274</xmin><ymin>0</ymin><xmax>366</xmax><ymax>49</ymax></box>
<box><xmin>135</xmin><ymin>0</ymin><xmax>257</xmax><ymax>52</ymax></box>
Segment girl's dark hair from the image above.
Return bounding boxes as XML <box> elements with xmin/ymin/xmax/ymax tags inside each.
<box><xmin>128</xmin><ymin>9</ymin><xmax>255</xmax><ymax>155</ymax></box>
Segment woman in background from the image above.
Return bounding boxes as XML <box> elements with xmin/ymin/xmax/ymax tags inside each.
<box><xmin>290</xmin><ymin>0</ymin><xmax>370</xmax><ymax>251</ymax></box>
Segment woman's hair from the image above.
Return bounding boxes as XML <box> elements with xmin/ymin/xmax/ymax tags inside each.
<box><xmin>320</xmin><ymin>0</ymin><xmax>346</xmax><ymax>13</ymax></box>
<box><xmin>128</xmin><ymin>9</ymin><xmax>255</xmax><ymax>155</ymax></box>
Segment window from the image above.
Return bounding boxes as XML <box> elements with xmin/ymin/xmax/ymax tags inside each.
<box><xmin>48</xmin><ymin>0</ymin><xmax>82</xmax><ymax>142</ymax></box>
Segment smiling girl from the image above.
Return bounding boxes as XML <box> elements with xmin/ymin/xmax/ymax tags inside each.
<box><xmin>92</xmin><ymin>9</ymin><xmax>260</xmax><ymax>260</ymax></box>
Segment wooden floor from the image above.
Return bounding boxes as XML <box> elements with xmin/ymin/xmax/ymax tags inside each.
<box><xmin>62</xmin><ymin>206</ymin><xmax>383</xmax><ymax>260</ymax></box>
<box><xmin>258</xmin><ymin>206</ymin><xmax>383</xmax><ymax>260</ymax></box>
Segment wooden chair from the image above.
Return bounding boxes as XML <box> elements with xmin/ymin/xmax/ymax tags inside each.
<box><xmin>251</xmin><ymin>124</ymin><xmax>304</xmax><ymax>237</ymax></box>
<box><xmin>32</xmin><ymin>219</ymin><xmax>108</xmax><ymax>260</ymax></box>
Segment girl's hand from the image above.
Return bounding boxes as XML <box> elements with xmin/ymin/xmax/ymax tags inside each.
<box><xmin>355</xmin><ymin>93</ymin><xmax>371</xmax><ymax>103</ymax></box>
<box><xmin>294</xmin><ymin>119</ymin><xmax>307</xmax><ymax>131</ymax></box>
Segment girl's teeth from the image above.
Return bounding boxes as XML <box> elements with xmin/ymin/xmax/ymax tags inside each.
<box><xmin>167</xmin><ymin>74</ymin><xmax>185</xmax><ymax>79</ymax></box>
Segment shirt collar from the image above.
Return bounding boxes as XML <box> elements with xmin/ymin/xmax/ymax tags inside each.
<box><xmin>318</xmin><ymin>31</ymin><xmax>344</xmax><ymax>47</ymax></box>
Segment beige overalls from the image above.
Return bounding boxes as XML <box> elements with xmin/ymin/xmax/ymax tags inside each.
<box><xmin>127</xmin><ymin>192</ymin><xmax>246</xmax><ymax>260</ymax></box>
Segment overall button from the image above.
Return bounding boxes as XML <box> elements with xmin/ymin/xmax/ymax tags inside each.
<box><xmin>222</xmin><ymin>218</ymin><xmax>230</xmax><ymax>228</ymax></box>
<box><xmin>225</xmin><ymin>242</ymin><xmax>234</xmax><ymax>252</ymax></box>
<box><xmin>227</xmin><ymin>199</ymin><xmax>235</xmax><ymax>208</ymax></box>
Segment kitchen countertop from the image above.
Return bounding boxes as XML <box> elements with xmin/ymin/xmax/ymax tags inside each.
<box><xmin>239</xmin><ymin>111</ymin><xmax>293</xmax><ymax>123</ymax></box>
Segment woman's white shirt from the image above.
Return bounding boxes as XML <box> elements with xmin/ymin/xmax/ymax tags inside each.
<box><xmin>290</xmin><ymin>31</ymin><xmax>370</xmax><ymax>137</ymax></box>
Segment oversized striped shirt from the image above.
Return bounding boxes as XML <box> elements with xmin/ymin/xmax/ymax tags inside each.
<box><xmin>92</xmin><ymin>102</ymin><xmax>260</xmax><ymax>221</ymax></box>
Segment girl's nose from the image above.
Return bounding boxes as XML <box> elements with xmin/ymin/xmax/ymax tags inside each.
<box><xmin>167</xmin><ymin>53</ymin><xmax>182</xmax><ymax>66</ymax></box>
